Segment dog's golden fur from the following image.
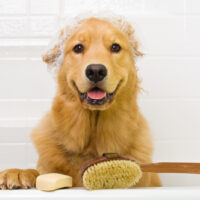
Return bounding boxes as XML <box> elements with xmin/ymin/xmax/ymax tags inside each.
<box><xmin>0</xmin><ymin>17</ymin><xmax>161</xmax><ymax>189</ymax></box>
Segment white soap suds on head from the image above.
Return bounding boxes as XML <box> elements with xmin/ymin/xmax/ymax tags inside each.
<box><xmin>43</xmin><ymin>12</ymin><xmax>139</xmax><ymax>74</ymax></box>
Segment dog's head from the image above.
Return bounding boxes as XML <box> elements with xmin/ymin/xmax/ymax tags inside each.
<box><xmin>43</xmin><ymin>16</ymin><xmax>142</xmax><ymax>110</ymax></box>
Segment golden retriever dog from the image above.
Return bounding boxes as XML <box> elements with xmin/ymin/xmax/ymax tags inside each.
<box><xmin>0</xmin><ymin>15</ymin><xmax>161</xmax><ymax>189</ymax></box>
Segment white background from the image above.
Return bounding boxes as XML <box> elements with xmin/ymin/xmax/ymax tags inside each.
<box><xmin>0</xmin><ymin>0</ymin><xmax>200</xmax><ymax>186</ymax></box>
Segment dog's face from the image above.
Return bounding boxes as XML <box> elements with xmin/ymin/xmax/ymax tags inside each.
<box><xmin>44</xmin><ymin>18</ymin><xmax>141</xmax><ymax>110</ymax></box>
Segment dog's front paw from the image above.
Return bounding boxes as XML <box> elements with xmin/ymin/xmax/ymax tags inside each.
<box><xmin>0</xmin><ymin>169</ymin><xmax>39</xmax><ymax>189</ymax></box>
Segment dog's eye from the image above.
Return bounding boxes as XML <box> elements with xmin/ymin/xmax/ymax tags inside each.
<box><xmin>110</xmin><ymin>43</ymin><xmax>121</xmax><ymax>53</ymax></box>
<box><xmin>73</xmin><ymin>44</ymin><xmax>84</xmax><ymax>53</ymax></box>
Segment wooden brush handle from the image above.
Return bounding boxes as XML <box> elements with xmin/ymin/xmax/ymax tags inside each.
<box><xmin>140</xmin><ymin>162</ymin><xmax>200</xmax><ymax>174</ymax></box>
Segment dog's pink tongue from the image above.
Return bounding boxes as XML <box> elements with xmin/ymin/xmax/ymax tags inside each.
<box><xmin>87</xmin><ymin>89</ymin><xmax>105</xmax><ymax>100</ymax></box>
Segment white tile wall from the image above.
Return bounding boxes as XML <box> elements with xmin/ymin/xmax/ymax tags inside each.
<box><xmin>0</xmin><ymin>0</ymin><xmax>200</xmax><ymax>186</ymax></box>
<box><xmin>30</xmin><ymin>0</ymin><xmax>59</xmax><ymax>14</ymax></box>
<box><xmin>0</xmin><ymin>0</ymin><xmax>27</xmax><ymax>15</ymax></box>
<box><xmin>185</xmin><ymin>0</ymin><xmax>200</xmax><ymax>14</ymax></box>
<box><xmin>0</xmin><ymin>59</ymin><xmax>55</xmax><ymax>98</ymax></box>
<box><xmin>0</xmin><ymin>17</ymin><xmax>28</xmax><ymax>37</ymax></box>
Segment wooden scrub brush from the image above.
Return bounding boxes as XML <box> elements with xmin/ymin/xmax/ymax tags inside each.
<box><xmin>80</xmin><ymin>153</ymin><xmax>200</xmax><ymax>190</ymax></box>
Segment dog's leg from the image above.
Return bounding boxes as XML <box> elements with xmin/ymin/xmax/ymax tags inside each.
<box><xmin>149</xmin><ymin>173</ymin><xmax>162</xmax><ymax>186</ymax></box>
<box><xmin>134</xmin><ymin>172</ymin><xmax>151</xmax><ymax>187</ymax></box>
<box><xmin>0</xmin><ymin>169</ymin><xmax>39</xmax><ymax>189</ymax></box>
<box><xmin>127</xmin><ymin>148</ymin><xmax>162</xmax><ymax>187</ymax></box>
<box><xmin>134</xmin><ymin>172</ymin><xmax>162</xmax><ymax>187</ymax></box>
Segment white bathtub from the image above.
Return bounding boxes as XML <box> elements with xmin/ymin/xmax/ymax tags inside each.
<box><xmin>0</xmin><ymin>187</ymin><xmax>200</xmax><ymax>200</ymax></box>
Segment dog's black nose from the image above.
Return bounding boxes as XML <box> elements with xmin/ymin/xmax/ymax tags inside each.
<box><xmin>85</xmin><ymin>64</ymin><xmax>107</xmax><ymax>83</ymax></box>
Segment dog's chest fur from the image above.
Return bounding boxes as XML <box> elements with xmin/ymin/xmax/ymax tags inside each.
<box><xmin>52</xmin><ymin>96</ymin><xmax>139</xmax><ymax>157</ymax></box>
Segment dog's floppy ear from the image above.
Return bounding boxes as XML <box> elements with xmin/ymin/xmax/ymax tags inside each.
<box><xmin>126</xmin><ymin>24</ymin><xmax>143</xmax><ymax>57</ymax></box>
<box><xmin>42</xmin><ymin>44</ymin><xmax>62</xmax><ymax>64</ymax></box>
<box><xmin>42</xmin><ymin>29</ymin><xmax>65</xmax><ymax>65</ymax></box>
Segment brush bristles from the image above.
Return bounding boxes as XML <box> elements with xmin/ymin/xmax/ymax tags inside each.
<box><xmin>82</xmin><ymin>160</ymin><xmax>142</xmax><ymax>190</ymax></box>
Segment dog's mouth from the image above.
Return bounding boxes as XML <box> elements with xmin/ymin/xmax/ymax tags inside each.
<box><xmin>74</xmin><ymin>82</ymin><xmax>121</xmax><ymax>106</ymax></box>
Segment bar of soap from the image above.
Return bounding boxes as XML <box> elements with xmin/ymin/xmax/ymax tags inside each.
<box><xmin>36</xmin><ymin>173</ymin><xmax>72</xmax><ymax>191</ymax></box>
